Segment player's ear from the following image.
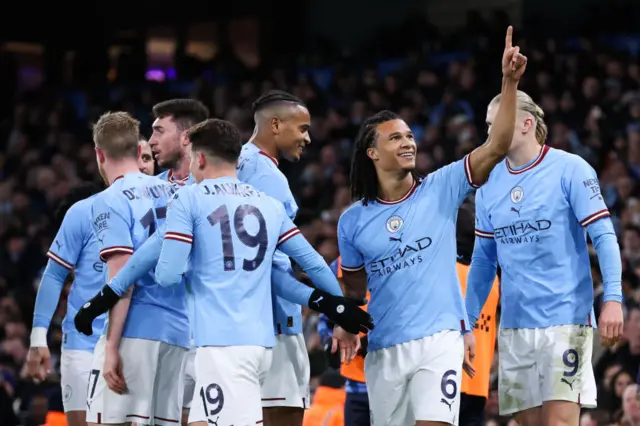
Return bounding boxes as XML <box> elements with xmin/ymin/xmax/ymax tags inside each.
<box><xmin>180</xmin><ymin>130</ymin><xmax>190</xmax><ymax>146</ymax></box>
<box><xmin>137</xmin><ymin>144</ymin><xmax>142</xmax><ymax>159</ymax></box>
<box><xmin>197</xmin><ymin>151</ymin><xmax>206</xmax><ymax>170</ymax></box>
<box><xmin>95</xmin><ymin>147</ymin><xmax>105</xmax><ymax>164</ymax></box>
<box><xmin>366</xmin><ymin>147</ymin><xmax>379</xmax><ymax>161</ymax></box>
<box><xmin>522</xmin><ymin>115</ymin><xmax>534</xmax><ymax>135</ymax></box>
<box><xmin>270</xmin><ymin>117</ymin><xmax>280</xmax><ymax>134</ymax></box>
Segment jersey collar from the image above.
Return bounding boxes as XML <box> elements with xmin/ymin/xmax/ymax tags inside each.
<box><xmin>167</xmin><ymin>169</ymin><xmax>190</xmax><ymax>185</ymax></box>
<box><xmin>376</xmin><ymin>180</ymin><xmax>419</xmax><ymax>205</ymax></box>
<box><xmin>506</xmin><ymin>145</ymin><xmax>550</xmax><ymax>175</ymax></box>
<box><xmin>258</xmin><ymin>150</ymin><xmax>279</xmax><ymax>166</ymax></box>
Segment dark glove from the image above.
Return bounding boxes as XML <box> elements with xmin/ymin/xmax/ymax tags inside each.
<box><xmin>358</xmin><ymin>335</ymin><xmax>368</xmax><ymax>357</ymax></box>
<box><xmin>74</xmin><ymin>285</ymin><xmax>120</xmax><ymax>335</ymax></box>
<box><xmin>307</xmin><ymin>289</ymin><xmax>374</xmax><ymax>335</ymax></box>
<box><xmin>323</xmin><ymin>340</ymin><xmax>341</xmax><ymax>369</ymax></box>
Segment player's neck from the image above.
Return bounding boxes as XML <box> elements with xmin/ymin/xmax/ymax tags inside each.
<box><xmin>507</xmin><ymin>140</ymin><xmax>542</xmax><ymax>169</ymax></box>
<box><xmin>104</xmin><ymin>159</ymin><xmax>140</xmax><ymax>185</ymax></box>
<box><xmin>377</xmin><ymin>170</ymin><xmax>414</xmax><ymax>202</ymax></box>
<box><xmin>201</xmin><ymin>164</ymin><xmax>238</xmax><ymax>181</ymax></box>
<box><xmin>249</xmin><ymin>128</ymin><xmax>278</xmax><ymax>160</ymax></box>
<box><xmin>171</xmin><ymin>154</ymin><xmax>191</xmax><ymax>180</ymax></box>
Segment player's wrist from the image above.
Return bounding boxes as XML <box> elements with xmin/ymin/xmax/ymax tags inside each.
<box><xmin>30</xmin><ymin>327</ymin><xmax>48</xmax><ymax>348</ymax></box>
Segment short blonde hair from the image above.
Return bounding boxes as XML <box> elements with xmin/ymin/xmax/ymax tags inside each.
<box><xmin>93</xmin><ymin>112</ymin><xmax>140</xmax><ymax>159</ymax></box>
<box><xmin>490</xmin><ymin>90</ymin><xmax>548</xmax><ymax>145</ymax></box>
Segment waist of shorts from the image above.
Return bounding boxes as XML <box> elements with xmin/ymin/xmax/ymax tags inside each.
<box><xmin>123</xmin><ymin>305</ymin><xmax>190</xmax><ymax>348</ymax></box>
<box><xmin>367</xmin><ymin>317</ymin><xmax>465</xmax><ymax>351</ymax></box>
<box><xmin>62</xmin><ymin>329</ymin><xmax>100</xmax><ymax>351</ymax></box>
<box><xmin>498</xmin><ymin>312</ymin><xmax>595</xmax><ymax>330</ymax></box>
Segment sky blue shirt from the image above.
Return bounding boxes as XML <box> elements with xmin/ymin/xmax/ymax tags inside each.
<box><xmin>92</xmin><ymin>172</ymin><xmax>189</xmax><ymax>348</ymax></box>
<box><xmin>33</xmin><ymin>196</ymin><xmax>105</xmax><ymax>351</ymax></box>
<box><xmin>468</xmin><ymin>146</ymin><xmax>622</xmax><ymax>329</ymax></box>
<box><xmin>237</xmin><ymin>143</ymin><xmax>302</xmax><ymax>335</ymax></box>
<box><xmin>338</xmin><ymin>155</ymin><xmax>477</xmax><ymax>351</ymax></box>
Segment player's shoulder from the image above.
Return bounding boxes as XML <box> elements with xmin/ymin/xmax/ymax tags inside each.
<box><xmin>338</xmin><ymin>200</ymin><xmax>365</xmax><ymax>227</ymax></box>
<box><xmin>156</xmin><ymin>169</ymin><xmax>170</xmax><ymax>181</ymax></box>
<box><xmin>549</xmin><ymin>147</ymin><xmax>592</xmax><ymax>170</ymax></box>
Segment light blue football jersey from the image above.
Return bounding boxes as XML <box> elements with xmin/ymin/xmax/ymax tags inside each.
<box><xmin>92</xmin><ymin>172</ymin><xmax>189</xmax><ymax>348</ymax></box>
<box><xmin>156</xmin><ymin>177</ymin><xmax>299</xmax><ymax>347</ymax></box>
<box><xmin>157</xmin><ymin>169</ymin><xmax>196</xmax><ymax>188</ymax></box>
<box><xmin>38</xmin><ymin>196</ymin><xmax>105</xmax><ymax>351</ymax></box>
<box><xmin>473</xmin><ymin>146</ymin><xmax>607</xmax><ymax>329</ymax></box>
<box><xmin>338</xmin><ymin>155</ymin><xmax>477</xmax><ymax>351</ymax></box>
<box><xmin>237</xmin><ymin>143</ymin><xmax>301</xmax><ymax>335</ymax></box>
<box><xmin>157</xmin><ymin>169</ymin><xmax>196</xmax><ymax>347</ymax></box>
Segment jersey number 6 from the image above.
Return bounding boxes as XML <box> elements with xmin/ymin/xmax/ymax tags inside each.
<box><xmin>208</xmin><ymin>204</ymin><xmax>268</xmax><ymax>272</ymax></box>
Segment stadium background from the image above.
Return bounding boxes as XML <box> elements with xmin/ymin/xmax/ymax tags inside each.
<box><xmin>1</xmin><ymin>0</ymin><xmax>640</xmax><ymax>424</ymax></box>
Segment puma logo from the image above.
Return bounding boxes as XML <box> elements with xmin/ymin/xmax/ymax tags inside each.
<box><xmin>207</xmin><ymin>416</ymin><xmax>219</xmax><ymax>425</ymax></box>
<box><xmin>440</xmin><ymin>398</ymin><xmax>453</xmax><ymax>411</ymax></box>
<box><xmin>55</xmin><ymin>240</ymin><xmax>62</xmax><ymax>250</ymax></box>
<box><xmin>312</xmin><ymin>296</ymin><xmax>323</xmax><ymax>306</ymax></box>
<box><xmin>561</xmin><ymin>378</ymin><xmax>575</xmax><ymax>390</ymax></box>
<box><xmin>389</xmin><ymin>234</ymin><xmax>403</xmax><ymax>242</ymax></box>
<box><xmin>510</xmin><ymin>206</ymin><xmax>521</xmax><ymax>217</ymax></box>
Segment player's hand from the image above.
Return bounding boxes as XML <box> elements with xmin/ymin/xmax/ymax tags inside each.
<box><xmin>599</xmin><ymin>301</ymin><xmax>624</xmax><ymax>348</ymax></box>
<box><xmin>502</xmin><ymin>26</ymin><xmax>527</xmax><ymax>82</ymax></box>
<box><xmin>75</xmin><ymin>285</ymin><xmax>120</xmax><ymax>336</ymax></box>
<box><xmin>307</xmin><ymin>289</ymin><xmax>374</xmax><ymax>335</ymax></box>
<box><xmin>103</xmin><ymin>345</ymin><xmax>127</xmax><ymax>395</ymax></box>
<box><xmin>331</xmin><ymin>326</ymin><xmax>360</xmax><ymax>365</ymax></box>
<box><xmin>463</xmin><ymin>332</ymin><xmax>476</xmax><ymax>378</ymax></box>
<box><xmin>25</xmin><ymin>347</ymin><xmax>51</xmax><ymax>383</ymax></box>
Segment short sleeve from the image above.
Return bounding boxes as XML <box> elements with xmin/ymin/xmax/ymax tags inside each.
<box><xmin>337</xmin><ymin>213</ymin><xmax>364</xmax><ymax>272</ymax></box>
<box><xmin>428</xmin><ymin>155</ymin><xmax>479</xmax><ymax>211</ymax></box>
<box><xmin>92</xmin><ymin>193</ymin><xmax>134</xmax><ymax>261</ymax></box>
<box><xmin>47</xmin><ymin>203</ymin><xmax>87</xmax><ymax>270</ymax></box>
<box><xmin>474</xmin><ymin>188</ymin><xmax>494</xmax><ymax>239</ymax></box>
<box><xmin>164</xmin><ymin>190</ymin><xmax>194</xmax><ymax>245</ymax></box>
<box><xmin>562</xmin><ymin>157</ymin><xmax>610</xmax><ymax>227</ymax></box>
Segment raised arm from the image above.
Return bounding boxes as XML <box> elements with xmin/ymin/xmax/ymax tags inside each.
<box><xmin>468</xmin><ymin>26</ymin><xmax>528</xmax><ymax>185</ymax></box>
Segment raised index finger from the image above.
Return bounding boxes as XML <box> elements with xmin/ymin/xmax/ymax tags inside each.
<box><xmin>505</xmin><ymin>26</ymin><xmax>513</xmax><ymax>48</ymax></box>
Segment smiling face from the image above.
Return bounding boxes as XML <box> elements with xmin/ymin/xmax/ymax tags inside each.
<box><xmin>367</xmin><ymin>119</ymin><xmax>417</xmax><ymax>172</ymax></box>
<box><xmin>274</xmin><ymin>105</ymin><xmax>311</xmax><ymax>162</ymax></box>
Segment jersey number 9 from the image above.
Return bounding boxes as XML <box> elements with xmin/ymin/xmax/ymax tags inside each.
<box><xmin>208</xmin><ymin>204</ymin><xmax>268</xmax><ymax>272</ymax></box>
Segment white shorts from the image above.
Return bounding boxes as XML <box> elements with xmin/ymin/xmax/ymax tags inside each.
<box><xmin>498</xmin><ymin>325</ymin><xmax>597</xmax><ymax>415</ymax></box>
<box><xmin>261</xmin><ymin>333</ymin><xmax>310</xmax><ymax>408</ymax></box>
<box><xmin>183</xmin><ymin>348</ymin><xmax>197</xmax><ymax>409</ymax></box>
<box><xmin>365</xmin><ymin>330</ymin><xmax>463</xmax><ymax>426</ymax></box>
<box><xmin>60</xmin><ymin>349</ymin><xmax>93</xmax><ymax>412</ymax></box>
<box><xmin>188</xmin><ymin>346</ymin><xmax>272</xmax><ymax>425</ymax></box>
<box><xmin>86</xmin><ymin>336</ymin><xmax>187</xmax><ymax>426</ymax></box>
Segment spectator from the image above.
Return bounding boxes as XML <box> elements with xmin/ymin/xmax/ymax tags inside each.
<box><xmin>303</xmin><ymin>369</ymin><xmax>346</xmax><ymax>426</ymax></box>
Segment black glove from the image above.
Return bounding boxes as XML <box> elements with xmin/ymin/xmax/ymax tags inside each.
<box><xmin>358</xmin><ymin>335</ymin><xmax>368</xmax><ymax>357</ymax></box>
<box><xmin>74</xmin><ymin>285</ymin><xmax>120</xmax><ymax>336</ymax></box>
<box><xmin>323</xmin><ymin>340</ymin><xmax>342</xmax><ymax>369</ymax></box>
<box><xmin>307</xmin><ymin>289</ymin><xmax>374</xmax><ymax>335</ymax></box>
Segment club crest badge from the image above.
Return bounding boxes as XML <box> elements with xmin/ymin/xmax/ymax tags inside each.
<box><xmin>510</xmin><ymin>186</ymin><xmax>524</xmax><ymax>203</ymax></box>
<box><xmin>386</xmin><ymin>215</ymin><xmax>404</xmax><ymax>233</ymax></box>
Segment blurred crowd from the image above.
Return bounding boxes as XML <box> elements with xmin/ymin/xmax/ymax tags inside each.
<box><xmin>1</xmin><ymin>20</ymin><xmax>640</xmax><ymax>425</ymax></box>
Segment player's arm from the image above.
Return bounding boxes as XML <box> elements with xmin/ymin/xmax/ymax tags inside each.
<box><xmin>468</xmin><ymin>27</ymin><xmax>525</xmax><ymax>185</ymax></box>
<box><xmin>74</xmin><ymin>196</ymin><xmax>134</xmax><ymax>340</ymax></box>
<box><xmin>155</xmin><ymin>193</ymin><xmax>193</xmax><ymax>287</ymax></box>
<box><xmin>275</xmin><ymin>226</ymin><xmax>343</xmax><ymax>297</ymax></box>
<box><xmin>564</xmin><ymin>158</ymin><xmax>622</xmax><ymax>303</ymax></box>
<box><xmin>110</xmin><ymin>230</ymin><xmax>164</xmax><ymax>294</ymax></box>
<box><xmin>277</xmin><ymin>218</ymin><xmax>373</xmax><ymax>334</ymax></box>
<box><xmin>336</xmin><ymin>216</ymin><xmax>367</xmax><ymax>300</ymax></box>
<box><xmin>31</xmin><ymin>206</ymin><xmax>85</xmax><ymax>348</ymax></box>
<box><xmin>465</xmin><ymin>190</ymin><xmax>499</xmax><ymax>326</ymax></box>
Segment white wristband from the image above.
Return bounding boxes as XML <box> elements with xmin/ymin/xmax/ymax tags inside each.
<box><xmin>30</xmin><ymin>327</ymin><xmax>48</xmax><ymax>348</ymax></box>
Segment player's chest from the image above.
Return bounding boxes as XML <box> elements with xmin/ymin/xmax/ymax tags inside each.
<box><xmin>353</xmin><ymin>200</ymin><xmax>451</xmax><ymax>260</ymax></box>
<box><xmin>483</xmin><ymin>175</ymin><xmax>570</xmax><ymax>240</ymax></box>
